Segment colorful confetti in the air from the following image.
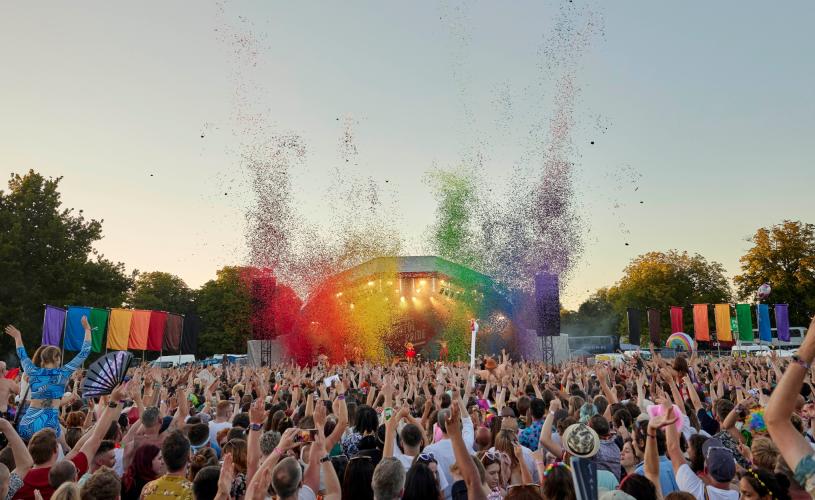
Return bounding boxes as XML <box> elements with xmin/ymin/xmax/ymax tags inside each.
<box><xmin>213</xmin><ymin>1</ymin><xmax>605</xmax><ymax>363</ymax></box>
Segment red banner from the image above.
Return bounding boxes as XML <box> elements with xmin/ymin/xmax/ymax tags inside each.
<box><xmin>693</xmin><ymin>304</ymin><xmax>710</xmax><ymax>341</ymax></box>
<box><xmin>670</xmin><ymin>306</ymin><xmax>684</xmax><ymax>333</ymax></box>
<box><xmin>147</xmin><ymin>311</ymin><xmax>168</xmax><ymax>351</ymax></box>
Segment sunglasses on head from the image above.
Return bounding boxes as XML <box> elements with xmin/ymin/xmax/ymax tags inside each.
<box><xmin>417</xmin><ymin>452</ymin><xmax>436</xmax><ymax>463</ymax></box>
<box><xmin>484</xmin><ymin>450</ymin><xmax>510</xmax><ymax>463</ymax></box>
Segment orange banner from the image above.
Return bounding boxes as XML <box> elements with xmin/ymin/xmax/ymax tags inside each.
<box><xmin>128</xmin><ymin>310</ymin><xmax>151</xmax><ymax>350</ymax></box>
<box><xmin>693</xmin><ymin>304</ymin><xmax>710</xmax><ymax>341</ymax></box>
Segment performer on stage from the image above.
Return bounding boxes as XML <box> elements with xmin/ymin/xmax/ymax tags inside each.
<box><xmin>405</xmin><ymin>342</ymin><xmax>416</xmax><ymax>365</ymax></box>
<box><xmin>5</xmin><ymin>317</ymin><xmax>92</xmax><ymax>441</ymax></box>
<box><xmin>438</xmin><ymin>339</ymin><xmax>449</xmax><ymax>362</ymax></box>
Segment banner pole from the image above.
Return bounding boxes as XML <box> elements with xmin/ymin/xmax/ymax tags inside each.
<box><xmin>178</xmin><ymin>314</ymin><xmax>186</xmax><ymax>366</ymax></box>
<box><xmin>41</xmin><ymin>304</ymin><xmax>47</xmax><ymax>348</ymax></box>
<box><xmin>60</xmin><ymin>306</ymin><xmax>68</xmax><ymax>368</ymax></box>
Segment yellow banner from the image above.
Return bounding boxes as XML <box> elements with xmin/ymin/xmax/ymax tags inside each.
<box><xmin>714</xmin><ymin>304</ymin><xmax>732</xmax><ymax>342</ymax></box>
<box><xmin>107</xmin><ymin>308</ymin><xmax>132</xmax><ymax>350</ymax></box>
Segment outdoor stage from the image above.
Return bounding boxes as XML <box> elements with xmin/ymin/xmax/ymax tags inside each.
<box><xmin>261</xmin><ymin>256</ymin><xmax>530</xmax><ymax>364</ymax></box>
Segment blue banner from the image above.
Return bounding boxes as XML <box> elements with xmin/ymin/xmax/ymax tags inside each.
<box><xmin>757</xmin><ymin>303</ymin><xmax>772</xmax><ymax>343</ymax></box>
<box><xmin>65</xmin><ymin>306</ymin><xmax>91</xmax><ymax>351</ymax></box>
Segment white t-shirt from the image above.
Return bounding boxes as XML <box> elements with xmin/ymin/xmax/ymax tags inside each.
<box><xmin>297</xmin><ymin>484</ymin><xmax>317</xmax><ymax>500</ymax></box>
<box><xmin>422</xmin><ymin>415</ymin><xmax>474</xmax><ymax>500</ymax></box>
<box><xmin>676</xmin><ymin>463</ymin><xmax>738</xmax><ymax>500</ymax></box>
<box><xmin>209</xmin><ymin>420</ymin><xmax>232</xmax><ymax>445</ymax></box>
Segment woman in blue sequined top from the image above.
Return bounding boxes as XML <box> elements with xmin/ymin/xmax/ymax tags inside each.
<box><xmin>4</xmin><ymin>317</ymin><xmax>92</xmax><ymax>441</ymax></box>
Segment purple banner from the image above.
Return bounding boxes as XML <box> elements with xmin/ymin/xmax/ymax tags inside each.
<box><xmin>775</xmin><ymin>304</ymin><xmax>790</xmax><ymax>342</ymax></box>
<box><xmin>42</xmin><ymin>305</ymin><xmax>66</xmax><ymax>346</ymax></box>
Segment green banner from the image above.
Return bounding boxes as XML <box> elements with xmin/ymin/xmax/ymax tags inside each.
<box><xmin>89</xmin><ymin>308</ymin><xmax>109</xmax><ymax>353</ymax></box>
<box><xmin>736</xmin><ymin>304</ymin><xmax>754</xmax><ymax>342</ymax></box>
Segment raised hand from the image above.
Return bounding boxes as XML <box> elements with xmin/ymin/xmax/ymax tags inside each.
<box><xmin>249</xmin><ymin>398</ymin><xmax>266</xmax><ymax>425</ymax></box>
<box><xmin>4</xmin><ymin>325</ymin><xmax>21</xmax><ymax>342</ymax></box>
<box><xmin>446</xmin><ymin>401</ymin><xmax>463</xmax><ymax>438</ymax></box>
<box><xmin>217</xmin><ymin>452</ymin><xmax>235</xmax><ymax>497</ymax></box>
<box><xmin>648</xmin><ymin>397</ymin><xmax>678</xmax><ymax>431</ymax></box>
<box><xmin>81</xmin><ymin>315</ymin><xmax>91</xmax><ymax>332</ymax></box>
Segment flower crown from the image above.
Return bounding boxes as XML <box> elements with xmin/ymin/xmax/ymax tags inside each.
<box><xmin>747</xmin><ymin>468</ymin><xmax>772</xmax><ymax>498</ymax></box>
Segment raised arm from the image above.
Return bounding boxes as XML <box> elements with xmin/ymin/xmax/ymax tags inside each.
<box><xmin>62</xmin><ymin>316</ymin><xmax>92</xmax><ymax>372</ymax></box>
<box><xmin>5</xmin><ymin>326</ymin><xmax>35</xmax><ymax>374</ymax></box>
<box><xmin>539</xmin><ymin>398</ymin><xmax>564</xmax><ymax>457</ymax></box>
<box><xmin>446</xmin><ymin>402</ymin><xmax>487</xmax><ymax>500</ymax></box>
<box><xmin>766</xmin><ymin>316</ymin><xmax>815</xmax><ymax>478</ymax></box>
<box><xmin>73</xmin><ymin>384</ymin><xmax>127</xmax><ymax>461</ymax></box>
<box><xmin>247</xmin><ymin>397</ymin><xmax>266</xmax><ymax>482</ymax></box>
<box><xmin>325</xmin><ymin>384</ymin><xmax>348</xmax><ymax>452</ymax></box>
<box><xmin>0</xmin><ymin>418</ymin><xmax>33</xmax><ymax>477</ymax></box>
<box><xmin>683</xmin><ymin>375</ymin><xmax>703</xmax><ymax>414</ymax></box>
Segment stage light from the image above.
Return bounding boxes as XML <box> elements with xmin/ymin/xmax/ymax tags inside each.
<box><xmin>350</xmin><ymin>303</ymin><xmax>355</xmax><ymax>310</ymax></box>
<box><xmin>368</xmin><ymin>281</ymin><xmax>374</xmax><ymax>286</ymax></box>
<box><xmin>336</xmin><ymin>292</ymin><xmax>343</xmax><ymax>298</ymax></box>
<box><xmin>419</xmin><ymin>279</ymin><xmax>427</xmax><ymax>286</ymax></box>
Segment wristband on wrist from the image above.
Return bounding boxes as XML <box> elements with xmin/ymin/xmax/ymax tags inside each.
<box><xmin>320</xmin><ymin>455</ymin><xmax>332</xmax><ymax>463</ymax></box>
<box><xmin>250</xmin><ymin>423</ymin><xmax>263</xmax><ymax>432</ymax></box>
<box><xmin>793</xmin><ymin>355</ymin><xmax>812</xmax><ymax>370</ymax></box>
<box><xmin>272</xmin><ymin>448</ymin><xmax>283</xmax><ymax>457</ymax></box>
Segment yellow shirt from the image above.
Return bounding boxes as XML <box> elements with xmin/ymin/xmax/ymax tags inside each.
<box><xmin>140</xmin><ymin>474</ymin><xmax>193</xmax><ymax>500</ymax></box>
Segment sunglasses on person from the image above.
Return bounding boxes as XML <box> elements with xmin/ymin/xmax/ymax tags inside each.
<box><xmin>416</xmin><ymin>452</ymin><xmax>437</xmax><ymax>464</ymax></box>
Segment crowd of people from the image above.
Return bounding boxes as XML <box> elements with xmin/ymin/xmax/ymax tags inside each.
<box><xmin>2</xmin><ymin>317</ymin><xmax>815</xmax><ymax>500</ymax></box>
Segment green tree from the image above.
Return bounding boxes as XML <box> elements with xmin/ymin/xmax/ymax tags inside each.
<box><xmin>130</xmin><ymin>271</ymin><xmax>194</xmax><ymax>313</ymax></box>
<box><xmin>0</xmin><ymin>170</ymin><xmax>133</xmax><ymax>352</ymax></box>
<box><xmin>734</xmin><ymin>220</ymin><xmax>815</xmax><ymax>326</ymax></box>
<box><xmin>606</xmin><ymin>250</ymin><xmax>732</xmax><ymax>344</ymax></box>
<box><xmin>195</xmin><ymin>266</ymin><xmax>253</xmax><ymax>356</ymax></box>
<box><xmin>561</xmin><ymin>288</ymin><xmax>619</xmax><ymax>337</ymax></box>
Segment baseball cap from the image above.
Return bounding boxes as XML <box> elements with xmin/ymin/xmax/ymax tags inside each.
<box><xmin>561</xmin><ymin>423</ymin><xmax>600</xmax><ymax>458</ymax></box>
<box><xmin>702</xmin><ymin>438</ymin><xmax>736</xmax><ymax>482</ymax></box>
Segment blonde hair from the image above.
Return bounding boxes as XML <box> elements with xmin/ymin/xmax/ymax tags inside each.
<box><xmin>751</xmin><ymin>437</ymin><xmax>780</xmax><ymax>471</ymax></box>
<box><xmin>52</xmin><ymin>482</ymin><xmax>81</xmax><ymax>500</ymax></box>
<box><xmin>32</xmin><ymin>346</ymin><xmax>61</xmax><ymax>367</ymax></box>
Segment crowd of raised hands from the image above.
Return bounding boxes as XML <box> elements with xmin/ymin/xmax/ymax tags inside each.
<box><xmin>2</xmin><ymin>317</ymin><xmax>815</xmax><ymax>500</ymax></box>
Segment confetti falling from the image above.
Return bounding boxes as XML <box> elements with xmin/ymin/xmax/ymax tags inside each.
<box><xmin>214</xmin><ymin>1</ymin><xmax>606</xmax><ymax>362</ymax></box>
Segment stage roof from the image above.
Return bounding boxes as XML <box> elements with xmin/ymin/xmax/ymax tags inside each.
<box><xmin>331</xmin><ymin>256</ymin><xmax>497</xmax><ymax>288</ymax></box>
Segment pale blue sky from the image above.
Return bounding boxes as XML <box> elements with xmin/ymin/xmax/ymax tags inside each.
<box><xmin>1</xmin><ymin>2</ymin><xmax>813</xmax><ymax>308</ymax></box>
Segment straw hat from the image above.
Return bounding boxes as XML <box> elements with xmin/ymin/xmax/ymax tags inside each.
<box><xmin>561</xmin><ymin>423</ymin><xmax>600</xmax><ymax>458</ymax></box>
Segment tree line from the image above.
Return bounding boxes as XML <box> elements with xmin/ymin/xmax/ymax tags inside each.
<box><xmin>562</xmin><ymin>223</ymin><xmax>815</xmax><ymax>341</ymax></box>
<box><xmin>2</xmin><ymin>170</ymin><xmax>813</xmax><ymax>356</ymax></box>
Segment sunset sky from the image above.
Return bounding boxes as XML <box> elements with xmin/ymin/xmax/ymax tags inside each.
<box><xmin>2</xmin><ymin>2</ymin><xmax>813</xmax><ymax>308</ymax></box>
